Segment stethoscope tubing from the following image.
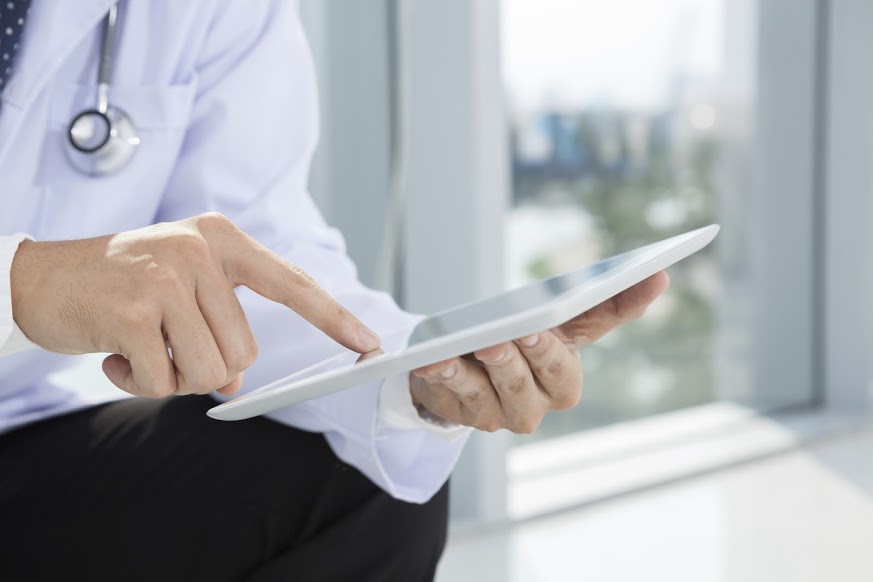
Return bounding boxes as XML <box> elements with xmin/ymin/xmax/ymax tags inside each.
<box><xmin>96</xmin><ymin>3</ymin><xmax>118</xmax><ymax>114</ymax></box>
<box><xmin>65</xmin><ymin>2</ymin><xmax>140</xmax><ymax>175</ymax></box>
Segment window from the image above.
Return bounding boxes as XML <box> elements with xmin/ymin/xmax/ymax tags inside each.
<box><xmin>502</xmin><ymin>0</ymin><xmax>816</xmax><ymax>443</ymax></box>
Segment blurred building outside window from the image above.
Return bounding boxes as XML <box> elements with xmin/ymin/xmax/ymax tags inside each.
<box><xmin>501</xmin><ymin>0</ymin><xmax>793</xmax><ymax>442</ymax></box>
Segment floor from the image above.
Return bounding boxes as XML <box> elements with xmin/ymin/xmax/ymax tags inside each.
<box><xmin>436</xmin><ymin>423</ymin><xmax>873</xmax><ymax>582</ymax></box>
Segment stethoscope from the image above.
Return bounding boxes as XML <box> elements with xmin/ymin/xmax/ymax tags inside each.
<box><xmin>65</xmin><ymin>3</ymin><xmax>139</xmax><ymax>176</ymax></box>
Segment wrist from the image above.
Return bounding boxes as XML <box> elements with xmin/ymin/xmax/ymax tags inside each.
<box><xmin>10</xmin><ymin>239</ymin><xmax>39</xmax><ymax>333</ymax></box>
<box><xmin>1</xmin><ymin>235</ymin><xmax>39</xmax><ymax>354</ymax></box>
<box><xmin>409</xmin><ymin>372</ymin><xmax>423</xmax><ymax>407</ymax></box>
<box><xmin>377</xmin><ymin>372</ymin><xmax>465</xmax><ymax>435</ymax></box>
<box><xmin>408</xmin><ymin>373</ymin><xmax>458</xmax><ymax>426</ymax></box>
<box><xmin>10</xmin><ymin>239</ymin><xmax>63</xmax><ymax>350</ymax></box>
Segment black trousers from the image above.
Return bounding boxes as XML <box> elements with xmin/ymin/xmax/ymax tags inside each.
<box><xmin>0</xmin><ymin>395</ymin><xmax>449</xmax><ymax>581</ymax></box>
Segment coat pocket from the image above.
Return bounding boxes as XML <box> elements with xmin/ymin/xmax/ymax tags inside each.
<box><xmin>37</xmin><ymin>80</ymin><xmax>197</xmax><ymax>240</ymax></box>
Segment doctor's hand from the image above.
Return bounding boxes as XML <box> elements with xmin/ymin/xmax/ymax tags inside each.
<box><xmin>409</xmin><ymin>272</ymin><xmax>670</xmax><ymax>433</ymax></box>
<box><xmin>10</xmin><ymin>212</ymin><xmax>381</xmax><ymax>398</ymax></box>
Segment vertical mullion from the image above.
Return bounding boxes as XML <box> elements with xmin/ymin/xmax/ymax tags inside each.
<box><xmin>747</xmin><ymin>0</ymin><xmax>818</xmax><ymax>409</ymax></box>
<box><xmin>400</xmin><ymin>0</ymin><xmax>510</xmax><ymax>526</ymax></box>
<box><xmin>811</xmin><ymin>0</ymin><xmax>829</xmax><ymax>406</ymax></box>
<box><xmin>822</xmin><ymin>0</ymin><xmax>873</xmax><ymax>411</ymax></box>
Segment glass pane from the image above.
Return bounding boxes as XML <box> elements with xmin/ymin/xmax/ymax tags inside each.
<box><xmin>503</xmin><ymin>0</ymin><xmax>805</xmax><ymax>441</ymax></box>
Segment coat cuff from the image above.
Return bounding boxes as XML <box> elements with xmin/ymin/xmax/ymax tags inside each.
<box><xmin>378</xmin><ymin>372</ymin><xmax>471</xmax><ymax>441</ymax></box>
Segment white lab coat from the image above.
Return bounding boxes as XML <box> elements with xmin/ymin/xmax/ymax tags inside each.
<box><xmin>0</xmin><ymin>0</ymin><xmax>469</xmax><ymax>503</ymax></box>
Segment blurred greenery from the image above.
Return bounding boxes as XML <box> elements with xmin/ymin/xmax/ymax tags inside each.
<box><xmin>511</xmin><ymin>108</ymin><xmax>718</xmax><ymax>441</ymax></box>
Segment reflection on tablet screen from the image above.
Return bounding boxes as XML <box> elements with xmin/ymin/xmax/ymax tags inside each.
<box><xmin>247</xmin><ymin>329</ymin><xmax>412</xmax><ymax>398</ymax></box>
<box><xmin>409</xmin><ymin>248</ymin><xmax>638</xmax><ymax>344</ymax></box>
<box><xmin>247</xmin><ymin>242</ymin><xmax>651</xmax><ymax>400</ymax></box>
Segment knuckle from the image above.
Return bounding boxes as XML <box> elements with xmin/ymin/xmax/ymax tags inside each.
<box><xmin>225</xmin><ymin>338</ymin><xmax>258</xmax><ymax>375</ymax></box>
<box><xmin>544</xmin><ymin>359</ymin><xmax>564</xmax><ymax>377</ymax></box>
<box><xmin>333</xmin><ymin>300</ymin><xmax>350</xmax><ymax>323</ymax></box>
<box><xmin>625</xmin><ymin>305</ymin><xmax>647</xmax><ymax>320</ymax></box>
<box><xmin>222</xmin><ymin>357</ymin><xmax>244</xmax><ymax>379</ymax></box>
<box><xmin>154</xmin><ymin>383</ymin><xmax>176</xmax><ymax>399</ymax></box>
<box><xmin>536</xmin><ymin>360</ymin><xmax>566</xmax><ymax>378</ymax></box>
<box><xmin>174</xmin><ymin>232</ymin><xmax>212</xmax><ymax>264</ymax></box>
<box><xmin>138</xmin><ymin>381</ymin><xmax>172</xmax><ymax>399</ymax></box>
<box><xmin>116</xmin><ymin>301</ymin><xmax>155</xmax><ymax>332</ymax></box>
<box><xmin>203</xmin><ymin>364</ymin><xmax>227</xmax><ymax>391</ymax></box>
<box><xmin>503</xmin><ymin>375</ymin><xmax>529</xmax><ymax>395</ymax></box>
<box><xmin>510</xmin><ymin>417</ymin><xmax>541</xmax><ymax>434</ymax></box>
<box><xmin>178</xmin><ymin>376</ymin><xmax>200</xmax><ymax>394</ymax></box>
<box><xmin>563</xmin><ymin>321</ymin><xmax>596</xmax><ymax>345</ymax></box>
<box><xmin>459</xmin><ymin>390</ymin><xmax>486</xmax><ymax>414</ymax></box>
<box><xmin>137</xmin><ymin>387</ymin><xmax>160</xmax><ymax>399</ymax></box>
<box><xmin>240</xmin><ymin>336</ymin><xmax>259</xmax><ymax>368</ymax></box>
<box><xmin>190</xmin><ymin>384</ymin><xmax>211</xmax><ymax>396</ymax></box>
<box><xmin>195</xmin><ymin>212</ymin><xmax>241</xmax><ymax>245</ymax></box>
<box><xmin>141</xmin><ymin>372</ymin><xmax>174</xmax><ymax>399</ymax></box>
<box><xmin>198</xmin><ymin>211</ymin><xmax>232</xmax><ymax>230</ymax></box>
<box><xmin>551</xmin><ymin>388</ymin><xmax>582</xmax><ymax>410</ymax></box>
<box><xmin>478</xmin><ymin>419</ymin><xmax>502</xmax><ymax>433</ymax></box>
<box><xmin>286</xmin><ymin>263</ymin><xmax>319</xmax><ymax>291</ymax></box>
<box><xmin>146</xmin><ymin>264</ymin><xmax>188</xmax><ymax>296</ymax></box>
<box><xmin>186</xmin><ymin>363</ymin><xmax>226</xmax><ymax>394</ymax></box>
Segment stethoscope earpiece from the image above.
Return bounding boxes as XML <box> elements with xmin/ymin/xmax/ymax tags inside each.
<box><xmin>64</xmin><ymin>3</ymin><xmax>140</xmax><ymax>177</ymax></box>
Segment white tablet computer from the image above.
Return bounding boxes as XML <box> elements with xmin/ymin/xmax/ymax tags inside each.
<box><xmin>208</xmin><ymin>224</ymin><xmax>719</xmax><ymax>421</ymax></box>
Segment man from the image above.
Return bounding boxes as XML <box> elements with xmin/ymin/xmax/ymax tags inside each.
<box><xmin>0</xmin><ymin>1</ymin><xmax>669</xmax><ymax>580</ymax></box>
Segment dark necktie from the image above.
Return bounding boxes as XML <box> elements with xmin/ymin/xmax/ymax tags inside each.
<box><xmin>0</xmin><ymin>0</ymin><xmax>31</xmax><ymax>95</ymax></box>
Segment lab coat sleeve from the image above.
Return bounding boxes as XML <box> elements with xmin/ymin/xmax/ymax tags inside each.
<box><xmin>153</xmin><ymin>0</ymin><xmax>470</xmax><ymax>503</ymax></box>
<box><xmin>0</xmin><ymin>234</ymin><xmax>39</xmax><ymax>357</ymax></box>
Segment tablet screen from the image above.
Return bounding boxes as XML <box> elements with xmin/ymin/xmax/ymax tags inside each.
<box><xmin>247</xmin><ymin>246</ymin><xmax>646</xmax><ymax>397</ymax></box>
<box><xmin>408</xmin><ymin>247</ymin><xmax>634</xmax><ymax>345</ymax></box>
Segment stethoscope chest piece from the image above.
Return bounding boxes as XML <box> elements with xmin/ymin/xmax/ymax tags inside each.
<box><xmin>64</xmin><ymin>3</ymin><xmax>140</xmax><ymax>177</ymax></box>
<box><xmin>66</xmin><ymin>106</ymin><xmax>140</xmax><ymax>176</ymax></box>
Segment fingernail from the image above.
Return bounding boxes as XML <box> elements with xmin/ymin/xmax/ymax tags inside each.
<box><xmin>519</xmin><ymin>334</ymin><xmax>539</xmax><ymax>347</ymax></box>
<box><xmin>358</xmin><ymin>327</ymin><xmax>381</xmax><ymax>351</ymax></box>
<box><xmin>484</xmin><ymin>349</ymin><xmax>507</xmax><ymax>363</ymax></box>
<box><xmin>438</xmin><ymin>366</ymin><xmax>456</xmax><ymax>380</ymax></box>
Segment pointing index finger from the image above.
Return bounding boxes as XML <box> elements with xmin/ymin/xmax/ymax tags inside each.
<box><xmin>222</xmin><ymin>229</ymin><xmax>381</xmax><ymax>354</ymax></box>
